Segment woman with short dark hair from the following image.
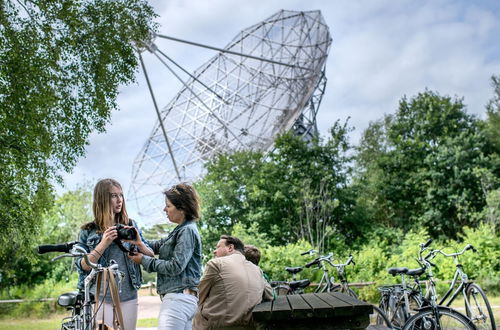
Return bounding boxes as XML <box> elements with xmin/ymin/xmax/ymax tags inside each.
<box><xmin>129</xmin><ymin>183</ymin><xmax>202</xmax><ymax>330</ymax></box>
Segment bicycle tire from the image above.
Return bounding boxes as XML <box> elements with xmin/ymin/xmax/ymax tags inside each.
<box><xmin>402</xmin><ymin>306</ymin><xmax>476</xmax><ymax>330</ymax></box>
<box><xmin>371</xmin><ymin>304</ymin><xmax>393</xmax><ymax>329</ymax></box>
<box><xmin>465</xmin><ymin>283</ymin><xmax>496</xmax><ymax>330</ymax></box>
<box><xmin>344</xmin><ymin>287</ymin><xmax>358</xmax><ymax>298</ymax></box>
<box><xmin>390</xmin><ymin>290</ymin><xmax>423</xmax><ymax>328</ymax></box>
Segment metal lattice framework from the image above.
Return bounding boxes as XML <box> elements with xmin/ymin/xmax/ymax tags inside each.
<box><xmin>130</xmin><ymin>10</ymin><xmax>332</xmax><ymax>222</ymax></box>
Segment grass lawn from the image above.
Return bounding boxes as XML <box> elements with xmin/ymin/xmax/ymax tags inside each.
<box><xmin>1</xmin><ymin>296</ymin><xmax>498</xmax><ymax>329</ymax></box>
<box><xmin>0</xmin><ymin>315</ymin><xmax>157</xmax><ymax>329</ymax></box>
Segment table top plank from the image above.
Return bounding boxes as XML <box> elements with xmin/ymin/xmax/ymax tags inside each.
<box><xmin>252</xmin><ymin>300</ymin><xmax>273</xmax><ymax>321</ymax></box>
<box><xmin>314</xmin><ymin>292</ymin><xmax>354</xmax><ymax>316</ymax></box>
<box><xmin>298</xmin><ymin>293</ymin><xmax>333</xmax><ymax>318</ymax></box>
<box><xmin>270</xmin><ymin>294</ymin><xmax>292</xmax><ymax>319</ymax></box>
<box><xmin>331</xmin><ymin>292</ymin><xmax>373</xmax><ymax>312</ymax></box>
<box><xmin>287</xmin><ymin>294</ymin><xmax>314</xmax><ymax>319</ymax></box>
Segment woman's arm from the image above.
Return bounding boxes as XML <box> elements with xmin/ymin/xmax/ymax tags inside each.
<box><xmin>141</xmin><ymin>226</ymin><xmax>199</xmax><ymax>275</ymax></box>
<box><xmin>80</xmin><ymin>226</ymin><xmax>117</xmax><ymax>271</ymax></box>
<box><xmin>124</xmin><ymin>226</ymin><xmax>154</xmax><ymax>257</ymax></box>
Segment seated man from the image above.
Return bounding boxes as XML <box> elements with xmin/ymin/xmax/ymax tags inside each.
<box><xmin>243</xmin><ymin>244</ymin><xmax>261</xmax><ymax>266</ymax></box>
<box><xmin>193</xmin><ymin>236</ymin><xmax>273</xmax><ymax>330</ymax></box>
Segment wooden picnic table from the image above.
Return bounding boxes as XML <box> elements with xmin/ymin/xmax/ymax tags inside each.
<box><xmin>252</xmin><ymin>291</ymin><xmax>373</xmax><ymax>330</ymax></box>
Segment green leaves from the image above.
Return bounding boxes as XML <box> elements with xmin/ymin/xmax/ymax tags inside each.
<box><xmin>196</xmin><ymin>120</ymin><xmax>357</xmax><ymax>257</ymax></box>
<box><xmin>0</xmin><ymin>0</ymin><xmax>157</xmax><ymax>288</ymax></box>
<box><xmin>355</xmin><ymin>90</ymin><xmax>498</xmax><ymax>238</ymax></box>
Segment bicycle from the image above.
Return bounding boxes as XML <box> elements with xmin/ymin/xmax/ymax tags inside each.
<box><xmin>430</xmin><ymin>244</ymin><xmax>495</xmax><ymax>330</ymax></box>
<box><xmin>269</xmin><ymin>249</ymin><xmax>314</xmax><ymax>296</ymax></box>
<box><xmin>398</xmin><ymin>240</ymin><xmax>477</xmax><ymax>330</ymax></box>
<box><xmin>305</xmin><ymin>252</ymin><xmax>392</xmax><ymax>328</ymax></box>
<box><xmin>378</xmin><ymin>265</ymin><xmax>426</xmax><ymax>327</ymax></box>
<box><xmin>305</xmin><ymin>252</ymin><xmax>357</xmax><ymax>297</ymax></box>
<box><xmin>37</xmin><ymin>241</ymin><xmax>124</xmax><ymax>330</ymax></box>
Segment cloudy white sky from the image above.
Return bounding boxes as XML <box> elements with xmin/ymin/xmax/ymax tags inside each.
<box><xmin>58</xmin><ymin>0</ymin><xmax>500</xmax><ymax>225</ymax></box>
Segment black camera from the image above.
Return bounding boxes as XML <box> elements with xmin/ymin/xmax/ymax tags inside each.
<box><xmin>115</xmin><ymin>224</ymin><xmax>137</xmax><ymax>240</ymax></box>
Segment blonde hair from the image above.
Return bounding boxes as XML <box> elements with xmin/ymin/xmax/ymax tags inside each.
<box><xmin>92</xmin><ymin>178</ymin><xmax>129</xmax><ymax>232</ymax></box>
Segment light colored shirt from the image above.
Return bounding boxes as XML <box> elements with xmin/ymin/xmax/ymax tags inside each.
<box><xmin>193</xmin><ymin>252</ymin><xmax>273</xmax><ymax>330</ymax></box>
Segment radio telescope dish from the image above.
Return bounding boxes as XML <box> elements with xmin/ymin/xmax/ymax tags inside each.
<box><xmin>130</xmin><ymin>10</ymin><xmax>332</xmax><ymax>223</ymax></box>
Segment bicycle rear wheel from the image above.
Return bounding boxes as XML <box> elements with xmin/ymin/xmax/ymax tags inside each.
<box><xmin>369</xmin><ymin>305</ymin><xmax>392</xmax><ymax>329</ymax></box>
<box><xmin>402</xmin><ymin>306</ymin><xmax>476</xmax><ymax>330</ymax></box>
<box><xmin>465</xmin><ymin>283</ymin><xmax>495</xmax><ymax>330</ymax></box>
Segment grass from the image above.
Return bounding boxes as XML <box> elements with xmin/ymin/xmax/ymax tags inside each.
<box><xmin>1</xmin><ymin>296</ymin><xmax>498</xmax><ymax>329</ymax></box>
<box><xmin>0</xmin><ymin>315</ymin><xmax>157</xmax><ymax>329</ymax></box>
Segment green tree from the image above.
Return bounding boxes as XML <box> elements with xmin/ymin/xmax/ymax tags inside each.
<box><xmin>197</xmin><ymin>120</ymin><xmax>357</xmax><ymax>255</ymax></box>
<box><xmin>355</xmin><ymin>90</ymin><xmax>498</xmax><ymax>238</ymax></box>
<box><xmin>484</xmin><ymin>75</ymin><xmax>500</xmax><ymax>152</ymax></box>
<box><xmin>1</xmin><ymin>187</ymin><xmax>92</xmax><ymax>289</ymax></box>
<box><xmin>0</xmin><ymin>0</ymin><xmax>157</xmax><ymax>274</ymax></box>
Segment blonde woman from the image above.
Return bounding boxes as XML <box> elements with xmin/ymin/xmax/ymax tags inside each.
<box><xmin>75</xmin><ymin>178</ymin><xmax>153</xmax><ymax>330</ymax></box>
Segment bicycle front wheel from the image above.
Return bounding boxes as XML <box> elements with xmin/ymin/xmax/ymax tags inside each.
<box><xmin>402</xmin><ymin>306</ymin><xmax>476</xmax><ymax>330</ymax></box>
<box><xmin>332</xmin><ymin>285</ymin><xmax>358</xmax><ymax>298</ymax></box>
<box><xmin>465</xmin><ymin>283</ymin><xmax>495</xmax><ymax>330</ymax></box>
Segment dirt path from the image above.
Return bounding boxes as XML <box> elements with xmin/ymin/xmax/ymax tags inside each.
<box><xmin>138</xmin><ymin>295</ymin><xmax>161</xmax><ymax>320</ymax></box>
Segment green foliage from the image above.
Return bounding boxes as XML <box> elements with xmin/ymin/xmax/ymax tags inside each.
<box><xmin>231</xmin><ymin>222</ymin><xmax>270</xmax><ymax>250</ymax></box>
<box><xmin>355</xmin><ymin>90</ymin><xmax>498</xmax><ymax>238</ymax></box>
<box><xmin>1</xmin><ymin>186</ymin><xmax>91</xmax><ymax>289</ymax></box>
<box><xmin>197</xmin><ymin>121</ymin><xmax>358</xmax><ymax>254</ymax></box>
<box><xmin>0</xmin><ymin>273</ymin><xmax>78</xmax><ymax>319</ymax></box>
<box><xmin>346</xmin><ymin>223</ymin><xmax>499</xmax><ymax>300</ymax></box>
<box><xmin>485</xmin><ymin>75</ymin><xmax>500</xmax><ymax>153</ymax></box>
<box><xmin>259</xmin><ymin>240</ymin><xmax>316</xmax><ymax>282</ymax></box>
<box><xmin>0</xmin><ymin>0</ymin><xmax>157</xmax><ymax>280</ymax></box>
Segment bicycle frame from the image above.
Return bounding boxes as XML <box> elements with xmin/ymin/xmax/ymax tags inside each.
<box><xmin>47</xmin><ymin>245</ymin><xmax>123</xmax><ymax>330</ymax></box>
<box><xmin>309</xmin><ymin>254</ymin><xmax>352</xmax><ymax>294</ymax></box>
<box><xmin>438</xmin><ymin>264</ymin><xmax>469</xmax><ymax>307</ymax></box>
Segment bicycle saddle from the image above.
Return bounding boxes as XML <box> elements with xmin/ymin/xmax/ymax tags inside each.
<box><xmin>289</xmin><ymin>279</ymin><xmax>311</xmax><ymax>290</ymax></box>
<box><xmin>58</xmin><ymin>291</ymin><xmax>79</xmax><ymax>307</ymax></box>
<box><xmin>406</xmin><ymin>268</ymin><xmax>425</xmax><ymax>276</ymax></box>
<box><xmin>388</xmin><ymin>267</ymin><xmax>408</xmax><ymax>276</ymax></box>
<box><xmin>285</xmin><ymin>267</ymin><xmax>303</xmax><ymax>274</ymax></box>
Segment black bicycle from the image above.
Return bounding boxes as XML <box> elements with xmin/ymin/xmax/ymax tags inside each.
<box><xmin>431</xmin><ymin>244</ymin><xmax>495</xmax><ymax>330</ymax></box>
<box><xmin>269</xmin><ymin>249</ymin><xmax>313</xmax><ymax>296</ymax></box>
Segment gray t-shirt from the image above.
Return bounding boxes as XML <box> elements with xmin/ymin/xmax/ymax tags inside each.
<box><xmin>92</xmin><ymin>241</ymin><xmax>138</xmax><ymax>303</ymax></box>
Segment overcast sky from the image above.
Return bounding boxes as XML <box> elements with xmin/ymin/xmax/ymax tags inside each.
<box><xmin>58</xmin><ymin>0</ymin><xmax>500</xmax><ymax>225</ymax></box>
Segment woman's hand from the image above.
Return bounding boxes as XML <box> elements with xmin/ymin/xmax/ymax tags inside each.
<box><xmin>123</xmin><ymin>227</ymin><xmax>155</xmax><ymax>257</ymax></box>
<box><xmin>101</xmin><ymin>226</ymin><xmax>118</xmax><ymax>247</ymax></box>
<box><xmin>122</xmin><ymin>227</ymin><xmax>142</xmax><ymax>245</ymax></box>
<box><xmin>128</xmin><ymin>252</ymin><xmax>144</xmax><ymax>264</ymax></box>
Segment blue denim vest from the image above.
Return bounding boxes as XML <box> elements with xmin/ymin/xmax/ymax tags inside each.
<box><xmin>75</xmin><ymin>219</ymin><xmax>146</xmax><ymax>290</ymax></box>
<box><xmin>141</xmin><ymin>220</ymin><xmax>202</xmax><ymax>295</ymax></box>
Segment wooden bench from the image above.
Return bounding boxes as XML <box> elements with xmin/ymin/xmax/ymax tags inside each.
<box><xmin>252</xmin><ymin>292</ymin><xmax>373</xmax><ymax>329</ymax></box>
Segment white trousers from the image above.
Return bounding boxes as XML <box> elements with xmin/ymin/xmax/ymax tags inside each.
<box><xmin>158</xmin><ymin>293</ymin><xmax>198</xmax><ymax>330</ymax></box>
<box><xmin>95</xmin><ymin>298</ymin><xmax>138</xmax><ymax>330</ymax></box>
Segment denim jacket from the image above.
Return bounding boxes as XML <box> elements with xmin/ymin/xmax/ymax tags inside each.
<box><xmin>141</xmin><ymin>220</ymin><xmax>202</xmax><ymax>295</ymax></box>
<box><xmin>75</xmin><ymin>219</ymin><xmax>147</xmax><ymax>290</ymax></box>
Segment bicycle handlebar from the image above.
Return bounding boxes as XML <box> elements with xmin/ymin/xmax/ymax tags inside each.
<box><xmin>37</xmin><ymin>241</ymin><xmax>78</xmax><ymax>254</ymax></box>
<box><xmin>426</xmin><ymin>244</ymin><xmax>477</xmax><ymax>260</ymax></box>
<box><xmin>422</xmin><ymin>238</ymin><xmax>433</xmax><ymax>248</ymax></box>
<box><xmin>300</xmin><ymin>249</ymin><xmax>318</xmax><ymax>256</ymax></box>
<box><xmin>39</xmin><ymin>242</ymin><xmax>101</xmax><ymax>270</ymax></box>
<box><xmin>305</xmin><ymin>258</ymin><xmax>320</xmax><ymax>268</ymax></box>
